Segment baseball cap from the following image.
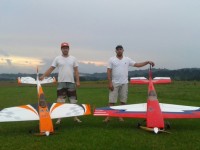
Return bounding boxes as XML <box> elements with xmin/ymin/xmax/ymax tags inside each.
<box><xmin>61</xmin><ymin>42</ymin><xmax>69</xmax><ymax>48</ymax></box>
<box><xmin>116</xmin><ymin>45</ymin><xmax>123</xmax><ymax>50</ymax></box>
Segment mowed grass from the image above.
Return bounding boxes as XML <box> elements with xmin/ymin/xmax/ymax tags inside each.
<box><xmin>0</xmin><ymin>81</ymin><xmax>200</xmax><ymax>150</ymax></box>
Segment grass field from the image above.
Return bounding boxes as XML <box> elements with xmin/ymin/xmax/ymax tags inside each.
<box><xmin>0</xmin><ymin>81</ymin><xmax>200</xmax><ymax>150</ymax></box>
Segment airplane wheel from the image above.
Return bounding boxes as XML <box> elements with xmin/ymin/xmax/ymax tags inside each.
<box><xmin>137</xmin><ymin>120</ymin><xmax>146</xmax><ymax>128</ymax></box>
<box><xmin>165</xmin><ymin>122</ymin><xmax>171</xmax><ymax>129</ymax></box>
<box><xmin>29</xmin><ymin>129</ymin><xmax>34</xmax><ymax>134</ymax></box>
<box><xmin>137</xmin><ymin>123</ymin><xmax>141</xmax><ymax>128</ymax></box>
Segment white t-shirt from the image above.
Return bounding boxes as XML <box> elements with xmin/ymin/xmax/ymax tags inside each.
<box><xmin>51</xmin><ymin>55</ymin><xmax>78</xmax><ymax>83</ymax></box>
<box><xmin>107</xmin><ymin>56</ymin><xmax>136</xmax><ymax>84</ymax></box>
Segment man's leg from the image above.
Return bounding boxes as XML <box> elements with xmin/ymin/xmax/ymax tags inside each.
<box><xmin>118</xmin><ymin>84</ymin><xmax>128</xmax><ymax>122</ymax></box>
<box><xmin>56</xmin><ymin>91</ymin><xmax>67</xmax><ymax>124</ymax></box>
<box><xmin>66</xmin><ymin>83</ymin><xmax>82</xmax><ymax>123</ymax></box>
<box><xmin>56</xmin><ymin>83</ymin><xmax>67</xmax><ymax>124</ymax></box>
<box><xmin>103</xmin><ymin>103</ymin><xmax>115</xmax><ymax>122</ymax></box>
<box><xmin>103</xmin><ymin>83</ymin><xmax>119</xmax><ymax>122</ymax></box>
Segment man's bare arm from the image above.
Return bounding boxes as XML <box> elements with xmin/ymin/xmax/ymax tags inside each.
<box><xmin>107</xmin><ymin>68</ymin><xmax>114</xmax><ymax>91</ymax></box>
<box><xmin>74</xmin><ymin>67</ymin><xmax>80</xmax><ymax>87</ymax></box>
<box><xmin>39</xmin><ymin>66</ymin><xmax>55</xmax><ymax>80</ymax></box>
<box><xmin>133</xmin><ymin>61</ymin><xmax>155</xmax><ymax>68</ymax></box>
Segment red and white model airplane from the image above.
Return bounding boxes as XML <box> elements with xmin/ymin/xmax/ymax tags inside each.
<box><xmin>0</xmin><ymin>68</ymin><xmax>91</xmax><ymax>136</ymax></box>
<box><xmin>94</xmin><ymin>65</ymin><xmax>200</xmax><ymax>133</ymax></box>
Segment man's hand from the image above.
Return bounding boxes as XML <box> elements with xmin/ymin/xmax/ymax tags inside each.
<box><xmin>148</xmin><ymin>61</ymin><xmax>155</xmax><ymax>67</ymax></box>
<box><xmin>76</xmin><ymin>81</ymin><xmax>80</xmax><ymax>88</ymax></box>
<box><xmin>108</xmin><ymin>82</ymin><xmax>114</xmax><ymax>91</ymax></box>
<box><xmin>39</xmin><ymin>75</ymin><xmax>45</xmax><ymax>81</ymax></box>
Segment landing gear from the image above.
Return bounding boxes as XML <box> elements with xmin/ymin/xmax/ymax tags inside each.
<box><xmin>165</xmin><ymin>121</ymin><xmax>171</xmax><ymax>129</ymax></box>
<box><xmin>137</xmin><ymin>120</ymin><xmax>146</xmax><ymax>128</ymax></box>
<box><xmin>137</xmin><ymin>123</ymin><xmax>141</xmax><ymax>128</ymax></box>
<box><xmin>136</xmin><ymin>120</ymin><xmax>171</xmax><ymax>134</ymax></box>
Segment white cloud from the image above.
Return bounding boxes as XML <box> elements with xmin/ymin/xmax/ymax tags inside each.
<box><xmin>0</xmin><ymin>55</ymin><xmax>44</xmax><ymax>67</ymax></box>
<box><xmin>79</xmin><ymin>60</ymin><xmax>106</xmax><ymax>67</ymax></box>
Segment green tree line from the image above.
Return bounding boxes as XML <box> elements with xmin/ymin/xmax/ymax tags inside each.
<box><xmin>0</xmin><ymin>68</ymin><xmax>200</xmax><ymax>81</ymax></box>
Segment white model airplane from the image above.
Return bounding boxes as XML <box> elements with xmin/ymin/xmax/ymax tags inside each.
<box><xmin>94</xmin><ymin>65</ymin><xmax>200</xmax><ymax>134</ymax></box>
<box><xmin>0</xmin><ymin>68</ymin><xmax>91</xmax><ymax>136</ymax></box>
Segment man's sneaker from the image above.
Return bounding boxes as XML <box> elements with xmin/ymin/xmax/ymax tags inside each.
<box><xmin>74</xmin><ymin>117</ymin><xmax>82</xmax><ymax>123</ymax></box>
<box><xmin>103</xmin><ymin>117</ymin><xmax>110</xmax><ymax>123</ymax></box>
<box><xmin>119</xmin><ymin>117</ymin><xmax>124</xmax><ymax>122</ymax></box>
<box><xmin>56</xmin><ymin>119</ymin><xmax>61</xmax><ymax>124</ymax></box>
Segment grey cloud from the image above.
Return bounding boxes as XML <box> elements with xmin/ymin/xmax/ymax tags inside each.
<box><xmin>78</xmin><ymin>62</ymin><xmax>106</xmax><ymax>74</ymax></box>
<box><xmin>0</xmin><ymin>50</ymin><xmax>10</xmax><ymax>56</ymax></box>
<box><xmin>1</xmin><ymin>0</ymin><xmax>200</xmax><ymax>73</ymax></box>
<box><xmin>6</xmin><ymin>59</ymin><xmax>12</xmax><ymax>66</ymax></box>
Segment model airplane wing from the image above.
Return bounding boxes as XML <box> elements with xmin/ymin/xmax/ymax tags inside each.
<box><xmin>94</xmin><ymin>103</ymin><xmax>200</xmax><ymax>119</ymax></box>
<box><xmin>160</xmin><ymin>103</ymin><xmax>200</xmax><ymax>118</ymax></box>
<box><xmin>0</xmin><ymin>103</ymin><xmax>90</xmax><ymax>122</ymax></box>
<box><xmin>50</xmin><ymin>103</ymin><xmax>91</xmax><ymax>119</ymax></box>
<box><xmin>0</xmin><ymin>105</ymin><xmax>39</xmax><ymax>122</ymax></box>
<box><xmin>94</xmin><ymin>103</ymin><xmax>146</xmax><ymax>118</ymax></box>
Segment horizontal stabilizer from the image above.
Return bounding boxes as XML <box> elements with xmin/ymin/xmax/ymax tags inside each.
<box><xmin>18</xmin><ymin>77</ymin><xmax>56</xmax><ymax>85</ymax></box>
<box><xmin>40</xmin><ymin>77</ymin><xmax>56</xmax><ymax>84</ymax></box>
<box><xmin>130</xmin><ymin>77</ymin><xmax>171</xmax><ymax>84</ymax></box>
<box><xmin>152</xmin><ymin>77</ymin><xmax>171</xmax><ymax>84</ymax></box>
<box><xmin>18</xmin><ymin>77</ymin><xmax>36</xmax><ymax>84</ymax></box>
<box><xmin>130</xmin><ymin>77</ymin><xmax>149</xmax><ymax>84</ymax></box>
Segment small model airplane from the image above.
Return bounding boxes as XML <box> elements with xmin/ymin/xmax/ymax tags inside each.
<box><xmin>94</xmin><ymin>65</ymin><xmax>200</xmax><ymax>134</ymax></box>
<box><xmin>0</xmin><ymin>68</ymin><xmax>91</xmax><ymax>136</ymax></box>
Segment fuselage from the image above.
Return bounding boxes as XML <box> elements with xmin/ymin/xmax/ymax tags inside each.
<box><xmin>36</xmin><ymin>73</ymin><xmax>54</xmax><ymax>134</ymax></box>
<box><xmin>146</xmin><ymin>70</ymin><xmax>164</xmax><ymax>128</ymax></box>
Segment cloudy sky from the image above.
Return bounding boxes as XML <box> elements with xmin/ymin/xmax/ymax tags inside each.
<box><xmin>1</xmin><ymin>0</ymin><xmax>200</xmax><ymax>74</ymax></box>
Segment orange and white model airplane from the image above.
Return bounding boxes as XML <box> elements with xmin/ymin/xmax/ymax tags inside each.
<box><xmin>94</xmin><ymin>65</ymin><xmax>200</xmax><ymax>133</ymax></box>
<box><xmin>0</xmin><ymin>68</ymin><xmax>91</xmax><ymax>136</ymax></box>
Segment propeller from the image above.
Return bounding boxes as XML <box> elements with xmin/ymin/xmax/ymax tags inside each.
<box><xmin>139</xmin><ymin>126</ymin><xmax>171</xmax><ymax>134</ymax></box>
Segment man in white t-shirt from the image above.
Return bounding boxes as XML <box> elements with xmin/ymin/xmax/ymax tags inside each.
<box><xmin>40</xmin><ymin>42</ymin><xmax>81</xmax><ymax>124</ymax></box>
<box><xmin>104</xmin><ymin>45</ymin><xmax>155</xmax><ymax>122</ymax></box>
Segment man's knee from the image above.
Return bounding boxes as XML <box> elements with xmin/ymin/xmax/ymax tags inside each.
<box><xmin>69</xmin><ymin>98</ymin><xmax>78</xmax><ymax>104</ymax></box>
<box><xmin>67</xmin><ymin>89</ymin><xmax>77</xmax><ymax>104</ymax></box>
<box><xmin>57</xmin><ymin>96</ymin><xmax>66</xmax><ymax>103</ymax></box>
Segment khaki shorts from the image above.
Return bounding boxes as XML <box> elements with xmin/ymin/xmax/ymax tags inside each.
<box><xmin>109</xmin><ymin>83</ymin><xmax>128</xmax><ymax>103</ymax></box>
<box><xmin>57</xmin><ymin>82</ymin><xmax>78</xmax><ymax>104</ymax></box>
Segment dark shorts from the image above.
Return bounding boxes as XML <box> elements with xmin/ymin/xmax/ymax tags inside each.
<box><xmin>57</xmin><ymin>82</ymin><xmax>77</xmax><ymax>104</ymax></box>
